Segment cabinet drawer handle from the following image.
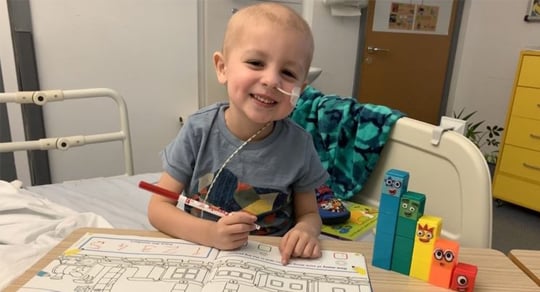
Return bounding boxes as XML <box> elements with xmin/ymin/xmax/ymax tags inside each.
<box><xmin>531</xmin><ymin>133</ymin><xmax>540</xmax><ymax>140</ymax></box>
<box><xmin>523</xmin><ymin>162</ymin><xmax>540</xmax><ymax>171</ymax></box>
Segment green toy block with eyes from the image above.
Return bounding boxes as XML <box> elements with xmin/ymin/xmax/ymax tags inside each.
<box><xmin>391</xmin><ymin>191</ymin><xmax>426</xmax><ymax>275</ymax></box>
<box><xmin>395</xmin><ymin>192</ymin><xmax>426</xmax><ymax>237</ymax></box>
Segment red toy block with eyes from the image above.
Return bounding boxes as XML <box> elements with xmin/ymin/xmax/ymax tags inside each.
<box><xmin>450</xmin><ymin>262</ymin><xmax>478</xmax><ymax>292</ymax></box>
<box><xmin>429</xmin><ymin>238</ymin><xmax>460</xmax><ymax>288</ymax></box>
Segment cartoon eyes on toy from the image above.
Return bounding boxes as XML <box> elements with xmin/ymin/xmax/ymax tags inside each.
<box><xmin>433</xmin><ymin>248</ymin><xmax>455</xmax><ymax>262</ymax></box>
<box><xmin>434</xmin><ymin>248</ymin><xmax>444</xmax><ymax>260</ymax></box>
<box><xmin>456</xmin><ymin>275</ymin><xmax>468</xmax><ymax>286</ymax></box>
<box><xmin>417</xmin><ymin>230</ymin><xmax>424</xmax><ymax>237</ymax></box>
<box><xmin>425</xmin><ymin>232</ymin><xmax>433</xmax><ymax>239</ymax></box>
<box><xmin>385</xmin><ymin>177</ymin><xmax>402</xmax><ymax>189</ymax></box>
<box><xmin>409</xmin><ymin>206</ymin><xmax>416</xmax><ymax>212</ymax></box>
<box><xmin>401</xmin><ymin>202</ymin><xmax>408</xmax><ymax>208</ymax></box>
<box><xmin>444</xmin><ymin>250</ymin><xmax>455</xmax><ymax>262</ymax></box>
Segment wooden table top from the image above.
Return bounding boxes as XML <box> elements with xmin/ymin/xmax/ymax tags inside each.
<box><xmin>508</xmin><ymin>249</ymin><xmax>540</xmax><ymax>286</ymax></box>
<box><xmin>5</xmin><ymin>228</ymin><xmax>539</xmax><ymax>291</ymax></box>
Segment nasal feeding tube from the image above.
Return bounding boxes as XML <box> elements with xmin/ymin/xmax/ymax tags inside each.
<box><xmin>276</xmin><ymin>86</ymin><xmax>301</xmax><ymax>106</ymax></box>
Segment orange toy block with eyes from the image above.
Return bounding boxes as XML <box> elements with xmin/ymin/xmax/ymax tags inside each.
<box><xmin>428</xmin><ymin>238</ymin><xmax>460</xmax><ymax>288</ymax></box>
<box><xmin>409</xmin><ymin>215</ymin><xmax>442</xmax><ymax>281</ymax></box>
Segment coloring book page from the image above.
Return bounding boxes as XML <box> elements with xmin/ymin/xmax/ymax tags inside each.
<box><xmin>19</xmin><ymin>233</ymin><xmax>372</xmax><ymax>292</ymax></box>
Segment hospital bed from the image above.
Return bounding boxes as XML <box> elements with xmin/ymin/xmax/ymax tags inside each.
<box><xmin>0</xmin><ymin>88</ymin><xmax>492</xmax><ymax>289</ymax></box>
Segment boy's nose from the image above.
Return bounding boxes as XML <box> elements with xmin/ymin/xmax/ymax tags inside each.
<box><xmin>261</xmin><ymin>70</ymin><xmax>281</xmax><ymax>89</ymax></box>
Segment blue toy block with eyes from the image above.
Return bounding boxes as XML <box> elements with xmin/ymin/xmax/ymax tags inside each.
<box><xmin>391</xmin><ymin>191</ymin><xmax>426</xmax><ymax>275</ymax></box>
<box><xmin>372</xmin><ymin>169</ymin><xmax>410</xmax><ymax>270</ymax></box>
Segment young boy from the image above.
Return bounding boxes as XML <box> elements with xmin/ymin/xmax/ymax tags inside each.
<box><xmin>147</xmin><ymin>3</ymin><xmax>328</xmax><ymax>265</ymax></box>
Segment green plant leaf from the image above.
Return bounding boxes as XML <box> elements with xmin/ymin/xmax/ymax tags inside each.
<box><xmin>452</xmin><ymin>108</ymin><xmax>504</xmax><ymax>165</ymax></box>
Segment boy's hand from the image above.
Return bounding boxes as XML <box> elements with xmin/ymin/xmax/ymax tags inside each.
<box><xmin>279</xmin><ymin>224</ymin><xmax>321</xmax><ymax>265</ymax></box>
<box><xmin>210</xmin><ymin>212</ymin><xmax>258</xmax><ymax>250</ymax></box>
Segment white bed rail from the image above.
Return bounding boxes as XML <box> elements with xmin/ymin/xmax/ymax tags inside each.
<box><xmin>0</xmin><ymin>88</ymin><xmax>134</xmax><ymax>175</ymax></box>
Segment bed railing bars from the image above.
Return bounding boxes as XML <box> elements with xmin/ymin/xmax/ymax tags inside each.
<box><xmin>0</xmin><ymin>88</ymin><xmax>134</xmax><ymax>175</ymax></box>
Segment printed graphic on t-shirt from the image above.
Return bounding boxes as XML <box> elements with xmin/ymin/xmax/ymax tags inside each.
<box><xmin>190</xmin><ymin>168</ymin><xmax>293</xmax><ymax>235</ymax></box>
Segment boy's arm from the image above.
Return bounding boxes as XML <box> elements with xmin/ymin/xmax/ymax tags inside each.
<box><xmin>147</xmin><ymin>172</ymin><xmax>257</xmax><ymax>250</ymax></box>
<box><xmin>279</xmin><ymin>190</ymin><xmax>322</xmax><ymax>264</ymax></box>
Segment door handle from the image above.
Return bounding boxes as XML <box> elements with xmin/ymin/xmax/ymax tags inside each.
<box><xmin>367</xmin><ymin>46</ymin><xmax>390</xmax><ymax>54</ymax></box>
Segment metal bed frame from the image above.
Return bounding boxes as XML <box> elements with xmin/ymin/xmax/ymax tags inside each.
<box><xmin>0</xmin><ymin>88</ymin><xmax>133</xmax><ymax>175</ymax></box>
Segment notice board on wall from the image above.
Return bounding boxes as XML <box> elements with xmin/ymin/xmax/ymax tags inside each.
<box><xmin>373</xmin><ymin>0</ymin><xmax>453</xmax><ymax>35</ymax></box>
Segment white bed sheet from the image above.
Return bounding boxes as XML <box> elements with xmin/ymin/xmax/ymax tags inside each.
<box><xmin>1</xmin><ymin>173</ymin><xmax>161</xmax><ymax>289</ymax></box>
<box><xmin>26</xmin><ymin>172</ymin><xmax>161</xmax><ymax>230</ymax></box>
<box><xmin>0</xmin><ymin>180</ymin><xmax>113</xmax><ymax>290</ymax></box>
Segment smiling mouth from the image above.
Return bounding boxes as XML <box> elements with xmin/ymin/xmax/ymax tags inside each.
<box><xmin>252</xmin><ymin>94</ymin><xmax>276</xmax><ymax>105</ymax></box>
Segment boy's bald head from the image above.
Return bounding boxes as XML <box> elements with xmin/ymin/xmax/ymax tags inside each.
<box><xmin>222</xmin><ymin>3</ymin><xmax>314</xmax><ymax>70</ymax></box>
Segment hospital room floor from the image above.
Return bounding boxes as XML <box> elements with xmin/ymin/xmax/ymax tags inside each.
<box><xmin>491</xmin><ymin>200</ymin><xmax>540</xmax><ymax>254</ymax></box>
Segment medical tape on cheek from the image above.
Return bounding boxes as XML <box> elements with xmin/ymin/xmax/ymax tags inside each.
<box><xmin>276</xmin><ymin>86</ymin><xmax>301</xmax><ymax>106</ymax></box>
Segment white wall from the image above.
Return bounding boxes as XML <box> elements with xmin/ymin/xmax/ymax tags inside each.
<box><xmin>448</xmin><ymin>0</ymin><xmax>540</xmax><ymax>155</ymax></box>
<box><xmin>306</xmin><ymin>0</ymin><xmax>361</xmax><ymax>97</ymax></box>
<box><xmin>27</xmin><ymin>0</ymin><xmax>199</xmax><ymax>183</ymax></box>
<box><xmin>2</xmin><ymin>0</ymin><xmax>538</xmax><ymax>183</ymax></box>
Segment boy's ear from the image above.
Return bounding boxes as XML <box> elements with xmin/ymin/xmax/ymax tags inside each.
<box><xmin>213</xmin><ymin>52</ymin><xmax>227</xmax><ymax>84</ymax></box>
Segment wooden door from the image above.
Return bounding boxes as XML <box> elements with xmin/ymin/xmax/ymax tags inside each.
<box><xmin>357</xmin><ymin>0</ymin><xmax>459</xmax><ymax>125</ymax></box>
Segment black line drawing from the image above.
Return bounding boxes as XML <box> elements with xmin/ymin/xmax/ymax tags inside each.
<box><xmin>20</xmin><ymin>233</ymin><xmax>372</xmax><ymax>292</ymax></box>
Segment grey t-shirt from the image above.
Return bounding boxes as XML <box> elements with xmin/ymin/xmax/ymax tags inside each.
<box><xmin>162</xmin><ymin>102</ymin><xmax>328</xmax><ymax>235</ymax></box>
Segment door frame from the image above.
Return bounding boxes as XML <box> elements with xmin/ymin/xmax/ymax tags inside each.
<box><xmin>5</xmin><ymin>0</ymin><xmax>51</xmax><ymax>185</ymax></box>
<box><xmin>353</xmin><ymin>0</ymin><xmax>465</xmax><ymax>120</ymax></box>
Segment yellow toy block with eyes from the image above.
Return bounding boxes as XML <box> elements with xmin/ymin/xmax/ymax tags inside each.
<box><xmin>409</xmin><ymin>215</ymin><xmax>442</xmax><ymax>281</ymax></box>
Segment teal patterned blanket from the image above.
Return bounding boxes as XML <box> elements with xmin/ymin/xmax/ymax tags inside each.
<box><xmin>290</xmin><ymin>86</ymin><xmax>404</xmax><ymax>200</ymax></box>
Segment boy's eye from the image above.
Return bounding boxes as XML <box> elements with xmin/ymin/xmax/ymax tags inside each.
<box><xmin>282</xmin><ymin>69</ymin><xmax>297</xmax><ymax>80</ymax></box>
<box><xmin>246</xmin><ymin>60</ymin><xmax>264</xmax><ymax>67</ymax></box>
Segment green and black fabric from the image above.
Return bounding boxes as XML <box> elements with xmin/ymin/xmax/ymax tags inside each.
<box><xmin>291</xmin><ymin>85</ymin><xmax>404</xmax><ymax>203</ymax></box>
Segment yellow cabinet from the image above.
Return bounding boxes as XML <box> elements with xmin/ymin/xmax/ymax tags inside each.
<box><xmin>493</xmin><ymin>50</ymin><xmax>540</xmax><ymax>212</ymax></box>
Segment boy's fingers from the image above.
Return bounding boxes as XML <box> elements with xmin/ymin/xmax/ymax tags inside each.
<box><xmin>279</xmin><ymin>235</ymin><xmax>293</xmax><ymax>265</ymax></box>
<box><xmin>228</xmin><ymin>211</ymin><xmax>257</xmax><ymax>221</ymax></box>
<box><xmin>218</xmin><ymin>212</ymin><xmax>258</xmax><ymax>233</ymax></box>
<box><xmin>281</xmin><ymin>249</ymin><xmax>292</xmax><ymax>265</ymax></box>
<box><xmin>226</xmin><ymin>212</ymin><xmax>259</xmax><ymax>230</ymax></box>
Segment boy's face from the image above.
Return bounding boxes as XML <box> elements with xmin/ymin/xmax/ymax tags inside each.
<box><xmin>214</xmin><ymin>23</ymin><xmax>311</xmax><ymax>126</ymax></box>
